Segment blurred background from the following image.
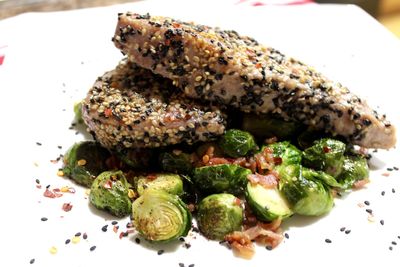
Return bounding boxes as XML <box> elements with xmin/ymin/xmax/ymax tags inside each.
<box><xmin>0</xmin><ymin>0</ymin><xmax>399</xmax><ymax>37</ymax></box>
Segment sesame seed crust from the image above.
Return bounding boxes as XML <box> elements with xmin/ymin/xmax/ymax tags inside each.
<box><xmin>113</xmin><ymin>12</ymin><xmax>396</xmax><ymax>149</ymax></box>
<box><xmin>82</xmin><ymin>58</ymin><xmax>225</xmax><ymax>149</ymax></box>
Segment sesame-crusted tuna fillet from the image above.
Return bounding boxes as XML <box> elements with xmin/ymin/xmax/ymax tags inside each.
<box><xmin>113</xmin><ymin>13</ymin><xmax>396</xmax><ymax>149</ymax></box>
<box><xmin>82</xmin><ymin>58</ymin><xmax>225</xmax><ymax>149</ymax></box>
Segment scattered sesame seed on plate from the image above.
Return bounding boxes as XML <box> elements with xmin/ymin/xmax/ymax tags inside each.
<box><xmin>29</xmin><ymin>258</ymin><xmax>35</xmax><ymax>264</ymax></box>
<box><xmin>90</xmin><ymin>245</ymin><xmax>97</xmax><ymax>251</ymax></box>
<box><xmin>284</xmin><ymin>233</ymin><xmax>289</xmax><ymax>239</ymax></box>
<box><xmin>157</xmin><ymin>249</ymin><xmax>164</xmax><ymax>255</ymax></box>
<box><xmin>325</xmin><ymin>239</ymin><xmax>332</xmax><ymax>243</ymax></box>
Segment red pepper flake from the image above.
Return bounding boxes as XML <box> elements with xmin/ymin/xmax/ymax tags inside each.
<box><xmin>147</xmin><ymin>174</ymin><xmax>158</xmax><ymax>180</ymax></box>
<box><xmin>323</xmin><ymin>146</ymin><xmax>331</xmax><ymax>153</ymax></box>
<box><xmin>273</xmin><ymin>157</ymin><xmax>282</xmax><ymax>165</ymax></box>
<box><xmin>104</xmin><ymin>108</ymin><xmax>112</xmax><ymax>117</ymax></box>
<box><xmin>255</xmin><ymin>62</ymin><xmax>262</xmax><ymax>69</ymax></box>
<box><xmin>233</xmin><ymin>197</ymin><xmax>242</xmax><ymax>206</ymax></box>
<box><xmin>62</xmin><ymin>203</ymin><xmax>73</xmax><ymax>212</ymax></box>
<box><xmin>103</xmin><ymin>180</ymin><xmax>113</xmax><ymax>189</ymax></box>
<box><xmin>113</xmin><ymin>225</ymin><xmax>119</xmax><ymax>233</ymax></box>
<box><xmin>382</xmin><ymin>173</ymin><xmax>390</xmax><ymax>177</ymax></box>
<box><xmin>36</xmin><ymin>184</ymin><xmax>42</xmax><ymax>189</ymax></box>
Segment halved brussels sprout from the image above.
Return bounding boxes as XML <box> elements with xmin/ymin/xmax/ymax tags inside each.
<box><xmin>302</xmin><ymin>138</ymin><xmax>346</xmax><ymax>177</ymax></box>
<box><xmin>89</xmin><ymin>170</ymin><xmax>132</xmax><ymax>217</ymax></box>
<box><xmin>116</xmin><ymin>148</ymin><xmax>155</xmax><ymax>169</ymax></box>
<box><xmin>159</xmin><ymin>151</ymin><xmax>193</xmax><ymax>174</ymax></box>
<box><xmin>135</xmin><ymin>173</ymin><xmax>184</xmax><ymax>196</ymax></box>
<box><xmin>219</xmin><ymin>129</ymin><xmax>258</xmax><ymax>158</ymax></box>
<box><xmin>62</xmin><ymin>141</ymin><xmax>111</xmax><ymax>187</ymax></box>
<box><xmin>337</xmin><ymin>156</ymin><xmax>369</xmax><ymax>190</ymax></box>
<box><xmin>132</xmin><ymin>190</ymin><xmax>191</xmax><ymax>242</ymax></box>
<box><xmin>245</xmin><ymin>182</ymin><xmax>292</xmax><ymax>221</ymax></box>
<box><xmin>193</xmin><ymin>164</ymin><xmax>251</xmax><ymax>194</ymax></box>
<box><xmin>241</xmin><ymin>113</ymin><xmax>301</xmax><ymax>140</ymax></box>
<box><xmin>302</xmin><ymin>168</ymin><xmax>343</xmax><ymax>189</ymax></box>
<box><xmin>197</xmin><ymin>193</ymin><xmax>243</xmax><ymax>240</ymax></box>
<box><xmin>279</xmin><ymin>165</ymin><xmax>334</xmax><ymax>216</ymax></box>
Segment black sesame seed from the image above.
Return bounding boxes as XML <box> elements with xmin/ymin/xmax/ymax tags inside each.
<box><xmin>325</xmin><ymin>239</ymin><xmax>332</xmax><ymax>243</ymax></box>
<box><xmin>135</xmin><ymin>238</ymin><xmax>141</xmax><ymax>244</ymax></box>
<box><xmin>30</xmin><ymin>258</ymin><xmax>35</xmax><ymax>264</ymax></box>
<box><xmin>389</xmin><ymin>246</ymin><xmax>393</xmax><ymax>251</ymax></box>
<box><xmin>101</xmin><ymin>225</ymin><xmax>108</xmax><ymax>232</ymax></box>
<box><xmin>284</xmin><ymin>233</ymin><xmax>289</xmax><ymax>239</ymax></box>
<box><xmin>75</xmin><ymin>232</ymin><xmax>81</xmax><ymax>237</ymax></box>
<box><xmin>393</xmin><ymin>166</ymin><xmax>399</xmax><ymax>171</ymax></box>
<box><xmin>387</xmin><ymin>168</ymin><xmax>393</xmax><ymax>171</ymax></box>
<box><xmin>90</xmin><ymin>245</ymin><xmax>97</xmax><ymax>251</ymax></box>
<box><xmin>380</xmin><ymin>220</ymin><xmax>385</xmax><ymax>225</ymax></box>
<box><xmin>340</xmin><ymin>227</ymin><xmax>346</xmax><ymax>232</ymax></box>
<box><xmin>83</xmin><ymin>233</ymin><xmax>88</xmax><ymax>239</ymax></box>
<box><xmin>46</xmin><ymin>184</ymin><xmax>50</xmax><ymax>189</ymax></box>
<box><xmin>366</xmin><ymin>209</ymin><xmax>373</xmax><ymax>214</ymax></box>
<box><xmin>392</xmin><ymin>188</ymin><xmax>396</xmax><ymax>193</ymax></box>
<box><xmin>36</xmin><ymin>142</ymin><xmax>42</xmax><ymax>146</ymax></box>
<box><xmin>188</xmin><ymin>264</ymin><xmax>195</xmax><ymax>267</ymax></box>
<box><xmin>392</xmin><ymin>241</ymin><xmax>397</xmax><ymax>245</ymax></box>
<box><xmin>345</xmin><ymin>230</ymin><xmax>351</xmax><ymax>234</ymax></box>
<box><xmin>266</xmin><ymin>245</ymin><xmax>273</xmax><ymax>250</ymax></box>
<box><xmin>179</xmin><ymin>237</ymin><xmax>185</xmax><ymax>242</ymax></box>
<box><xmin>35</xmin><ymin>179</ymin><xmax>40</xmax><ymax>184</ymax></box>
<box><xmin>65</xmin><ymin>239</ymin><xmax>70</xmax><ymax>244</ymax></box>
<box><xmin>41</xmin><ymin>217</ymin><xmax>48</xmax><ymax>222</ymax></box>
<box><xmin>179</xmin><ymin>264</ymin><xmax>185</xmax><ymax>267</ymax></box>
<box><xmin>381</xmin><ymin>191</ymin><xmax>386</xmax><ymax>196</ymax></box>
<box><xmin>364</xmin><ymin>200</ymin><xmax>370</xmax><ymax>206</ymax></box>
<box><xmin>157</xmin><ymin>249</ymin><xmax>164</xmax><ymax>255</ymax></box>
<box><xmin>111</xmin><ymin>220</ymin><xmax>118</xmax><ymax>225</ymax></box>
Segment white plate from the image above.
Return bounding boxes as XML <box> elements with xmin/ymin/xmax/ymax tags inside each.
<box><xmin>1</xmin><ymin>1</ymin><xmax>400</xmax><ymax>266</ymax></box>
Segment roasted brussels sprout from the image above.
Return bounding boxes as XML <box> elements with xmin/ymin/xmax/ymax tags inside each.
<box><xmin>245</xmin><ymin>182</ymin><xmax>292</xmax><ymax>221</ymax></box>
<box><xmin>132</xmin><ymin>190</ymin><xmax>191</xmax><ymax>242</ymax></box>
<box><xmin>241</xmin><ymin>113</ymin><xmax>301</xmax><ymax>140</ymax></box>
<box><xmin>159</xmin><ymin>151</ymin><xmax>193</xmax><ymax>174</ymax></box>
<box><xmin>302</xmin><ymin>138</ymin><xmax>346</xmax><ymax>177</ymax></box>
<box><xmin>73</xmin><ymin>101</ymin><xmax>83</xmax><ymax>123</ymax></box>
<box><xmin>197</xmin><ymin>193</ymin><xmax>243</xmax><ymax>240</ymax></box>
<box><xmin>116</xmin><ymin>148</ymin><xmax>155</xmax><ymax>169</ymax></box>
<box><xmin>89</xmin><ymin>170</ymin><xmax>132</xmax><ymax>217</ymax></box>
<box><xmin>337</xmin><ymin>156</ymin><xmax>369</xmax><ymax>189</ymax></box>
<box><xmin>193</xmin><ymin>164</ymin><xmax>251</xmax><ymax>194</ymax></box>
<box><xmin>268</xmin><ymin>141</ymin><xmax>302</xmax><ymax>165</ymax></box>
<box><xmin>135</xmin><ymin>173</ymin><xmax>184</xmax><ymax>196</ymax></box>
<box><xmin>62</xmin><ymin>141</ymin><xmax>111</xmax><ymax>187</ymax></box>
<box><xmin>219</xmin><ymin>129</ymin><xmax>258</xmax><ymax>157</ymax></box>
<box><xmin>279</xmin><ymin>165</ymin><xmax>334</xmax><ymax>216</ymax></box>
